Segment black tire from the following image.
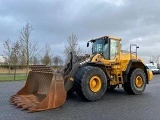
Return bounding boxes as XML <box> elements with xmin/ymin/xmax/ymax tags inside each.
<box><xmin>67</xmin><ymin>87</ymin><xmax>75</xmax><ymax>95</ymax></box>
<box><xmin>74</xmin><ymin>66</ymin><xmax>107</xmax><ymax>101</ymax></box>
<box><xmin>123</xmin><ymin>68</ymin><xmax>146</xmax><ymax>95</ymax></box>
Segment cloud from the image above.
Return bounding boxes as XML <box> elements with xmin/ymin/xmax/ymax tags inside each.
<box><xmin>0</xmin><ymin>0</ymin><xmax>160</xmax><ymax>62</ymax></box>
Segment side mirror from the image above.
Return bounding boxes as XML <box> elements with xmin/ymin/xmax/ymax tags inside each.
<box><xmin>105</xmin><ymin>40</ymin><xmax>108</xmax><ymax>44</ymax></box>
<box><xmin>87</xmin><ymin>42</ymin><xmax>89</xmax><ymax>47</ymax></box>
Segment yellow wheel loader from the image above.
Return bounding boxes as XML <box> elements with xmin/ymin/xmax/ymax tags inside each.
<box><xmin>10</xmin><ymin>36</ymin><xmax>153</xmax><ymax>112</ymax></box>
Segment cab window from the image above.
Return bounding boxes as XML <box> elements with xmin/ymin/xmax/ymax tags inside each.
<box><xmin>110</xmin><ymin>39</ymin><xmax>118</xmax><ymax>59</ymax></box>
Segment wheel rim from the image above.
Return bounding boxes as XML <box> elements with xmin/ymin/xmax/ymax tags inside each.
<box><xmin>89</xmin><ymin>76</ymin><xmax>102</xmax><ymax>92</ymax></box>
<box><xmin>135</xmin><ymin>76</ymin><xmax>143</xmax><ymax>88</ymax></box>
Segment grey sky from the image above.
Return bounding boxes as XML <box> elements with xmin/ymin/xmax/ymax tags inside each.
<box><xmin>0</xmin><ymin>0</ymin><xmax>160</xmax><ymax>62</ymax></box>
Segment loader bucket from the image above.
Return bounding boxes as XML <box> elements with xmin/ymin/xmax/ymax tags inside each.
<box><xmin>10</xmin><ymin>65</ymin><xmax>66</xmax><ymax>112</ymax></box>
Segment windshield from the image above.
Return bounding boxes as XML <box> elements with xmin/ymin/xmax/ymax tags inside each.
<box><xmin>92</xmin><ymin>39</ymin><xmax>105</xmax><ymax>54</ymax></box>
<box><xmin>92</xmin><ymin>39</ymin><xmax>109</xmax><ymax>59</ymax></box>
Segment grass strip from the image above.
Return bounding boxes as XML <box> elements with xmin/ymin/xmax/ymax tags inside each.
<box><xmin>0</xmin><ymin>75</ymin><xmax>27</xmax><ymax>81</ymax></box>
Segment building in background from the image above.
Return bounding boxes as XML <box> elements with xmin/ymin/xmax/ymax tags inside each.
<box><xmin>0</xmin><ymin>56</ymin><xmax>5</xmax><ymax>65</ymax></box>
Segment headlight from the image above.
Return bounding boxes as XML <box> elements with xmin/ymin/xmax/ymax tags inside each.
<box><xmin>80</xmin><ymin>58</ymin><xmax>90</xmax><ymax>65</ymax></box>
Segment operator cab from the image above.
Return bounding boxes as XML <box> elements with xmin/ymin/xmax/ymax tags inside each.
<box><xmin>87</xmin><ymin>36</ymin><xmax>121</xmax><ymax>60</ymax></box>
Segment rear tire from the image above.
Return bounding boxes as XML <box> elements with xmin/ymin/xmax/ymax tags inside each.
<box><xmin>75</xmin><ymin>66</ymin><xmax>107</xmax><ymax>101</ymax></box>
<box><xmin>123</xmin><ymin>68</ymin><xmax>146</xmax><ymax>95</ymax></box>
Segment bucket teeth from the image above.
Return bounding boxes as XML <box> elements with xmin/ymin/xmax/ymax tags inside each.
<box><xmin>17</xmin><ymin>103</ymin><xmax>25</xmax><ymax>107</ymax></box>
<box><xmin>28</xmin><ymin>108</ymin><xmax>37</xmax><ymax>113</ymax></box>
<box><xmin>10</xmin><ymin>94</ymin><xmax>39</xmax><ymax>112</ymax></box>
<box><xmin>21</xmin><ymin>105</ymin><xmax>30</xmax><ymax>111</ymax></box>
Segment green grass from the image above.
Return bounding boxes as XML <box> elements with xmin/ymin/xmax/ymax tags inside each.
<box><xmin>0</xmin><ymin>74</ymin><xmax>27</xmax><ymax>81</ymax></box>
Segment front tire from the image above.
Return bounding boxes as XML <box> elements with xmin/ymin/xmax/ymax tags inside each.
<box><xmin>75</xmin><ymin>66</ymin><xmax>107</xmax><ymax>101</ymax></box>
<box><xmin>123</xmin><ymin>68</ymin><xmax>146</xmax><ymax>95</ymax></box>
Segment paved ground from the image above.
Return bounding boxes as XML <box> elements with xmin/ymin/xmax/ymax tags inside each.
<box><xmin>0</xmin><ymin>75</ymin><xmax>160</xmax><ymax>120</ymax></box>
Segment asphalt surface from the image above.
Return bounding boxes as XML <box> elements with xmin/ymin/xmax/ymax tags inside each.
<box><xmin>0</xmin><ymin>75</ymin><xmax>160</xmax><ymax>120</ymax></box>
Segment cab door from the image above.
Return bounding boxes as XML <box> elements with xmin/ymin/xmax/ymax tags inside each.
<box><xmin>109</xmin><ymin>39</ymin><xmax>119</xmax><ymax>60</ymax></box>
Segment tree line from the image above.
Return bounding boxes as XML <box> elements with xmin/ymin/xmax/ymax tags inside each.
<box><xmin>2</xmin><ymin>23</ymin><xmax>82</xmax><ymax>73</ymax></box>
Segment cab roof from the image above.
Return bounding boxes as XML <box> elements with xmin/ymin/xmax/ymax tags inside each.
<box><xmin>90</xmin><ymin>36</ymin><xmax>121</xmax><ymax>41</ymax></box>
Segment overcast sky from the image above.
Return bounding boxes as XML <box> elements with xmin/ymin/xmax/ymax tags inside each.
<box><xmin>0</xmin><ymin>0</ymin><xmax>160</xmax><ymax>63</ymax></box>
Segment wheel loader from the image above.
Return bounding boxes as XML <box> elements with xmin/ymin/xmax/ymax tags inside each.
<box><xmin>10</xmin><ymin>36</ymin><xmax>153</xmax><ymax>112</ymax></box>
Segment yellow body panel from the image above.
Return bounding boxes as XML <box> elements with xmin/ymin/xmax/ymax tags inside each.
<box><xmin>91</xmin><ymin>47</ymin><xmax>153</xmax><ymax>86</ymax></box>
<box><xmin>147</xmin><ymin>70</ymin><xmax>153</xmax><ymax>81</ymax></box>
<box><xmin>91</xmin><ymin>52</ymin><xmax>142</xmax><ymax>71</ymax></box>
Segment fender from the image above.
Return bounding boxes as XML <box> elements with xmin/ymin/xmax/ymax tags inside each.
<box><xmin>122</xmin><ymin>59</ymin><xmax>149</xmax><ymax>83</ymax></box>
<box><xmin>86</xmin><ymin>62</ymin><xmax>111</xmax><ymax>80</ymax></box>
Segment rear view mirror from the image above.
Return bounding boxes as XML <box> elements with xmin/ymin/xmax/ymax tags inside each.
<box><xmin>87</xmin><ymin>42</ymin><xmax>89</xmax><ymax>47</ymax></box>
<box><xmin>105</xmin><ymin>40</ymin><xmax>108</xmax><ymax>44</ymax></box>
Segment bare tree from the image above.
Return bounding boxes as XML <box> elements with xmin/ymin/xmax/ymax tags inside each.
<box><xmin>3</xmin><ymin>39</ymin><xmax>13</xmax><ymax>73</ymax></box>
<box><xmin>53</xmin><ymin>55</ymin><xmax>63</xmax><ymax>70</ymax></box>
<box><xmin>41</xmin><ymin>53</ymin><xmax>51</xmax><ymax>65</ymax></box>
<box><xmin>19</xmin><ymin>49</ymin><xmax>26</xmax><ymax>66</ymax></box>
<box><xmin>64</xmin><ymin>34</ymin><xmax>82</xmax><ymax>62</ymax></box>
<box><xmin>3</xmin><ymin>39</ymin><xmax>21</xmax><ymax>73</ymax></box>
<box><xmin>41</xmin><ymin>44</ymin><xmax>52</xmax><ymax>66</ymax></box>
<box><xmin>11</xmin><ymin>40</ymin><xmax>21</xmax><ymax>81</ymax></box>
<box><xmin>150</xmin><ymin>55</ymin><xmax>160</xmax><ymax>63</ymax></box>
<box><xmin>10</xmin><ymin>40</ymin><xmax>20</xmax><ymax>66</ymax></box>
<box><xmin>32</xmin><ymin>56</ymin><xmax>39</xmax><ymax>65</ymax></box>
<box><xmin>19</xmin><ymin>22</ymin><xmax>38</xmax><ymax>73</ymax></box>
<box><xmin>150</xmin><ymin>55</ymin><xmax>160</xmax><ymax>68</ymax></box>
